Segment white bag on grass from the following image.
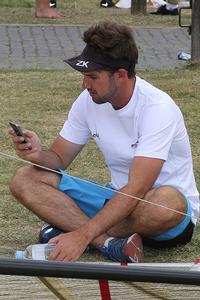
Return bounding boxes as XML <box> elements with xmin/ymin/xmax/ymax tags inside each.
<box><xmin>115</xmin><ymin>0</ymin><xmax>131</xmax><ymax>9</ymax></box>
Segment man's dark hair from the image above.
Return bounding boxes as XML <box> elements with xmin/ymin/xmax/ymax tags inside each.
<box><xmin>83</xmin><ymin>21</ymin><xmax>138</xmax><ymax>78</ymax></box>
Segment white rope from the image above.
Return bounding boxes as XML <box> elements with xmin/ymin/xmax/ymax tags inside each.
<box><xmin>0</xmin><ymin>150</ymin><xmax>189</xmax><ymax>217</ymax></box>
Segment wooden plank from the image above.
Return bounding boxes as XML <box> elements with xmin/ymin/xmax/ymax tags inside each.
<box><xmin>0</xmin><ymin>275</ymin><xmax>200</xmax><ymax>299</ymax></box>
<box><xmin>38</xmin><ymin>277</ymin><xmax>77</xmax><ymax>300</ymax></box>
<box><xmin>0</xmin><ymin>276</ymin><xmax>56</xmax><ymax>299</ymax></box>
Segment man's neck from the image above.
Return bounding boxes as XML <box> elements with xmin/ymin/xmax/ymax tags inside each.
<box><xmin>112</xmin><ymin>77</ymin><xmax>136</xmax><ymax>110</ymax></box>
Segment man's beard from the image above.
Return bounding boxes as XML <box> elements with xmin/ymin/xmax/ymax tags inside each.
<box><xmin>91</xmin><ymin>95</ymin><xmax>110</xmax><ymax>105</ymax></box>
<box><xmin>90</xmin><ymin>80</ymin><xmax>118</xmax><ymax>105</ymax></box>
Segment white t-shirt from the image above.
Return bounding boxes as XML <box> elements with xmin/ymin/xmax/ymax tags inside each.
<box><xmin>60</xmin><ymin>76</ymin><xmax>199</xmax><ymax>224</ymax></box>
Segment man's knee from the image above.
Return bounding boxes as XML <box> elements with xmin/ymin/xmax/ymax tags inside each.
<box><xmin>10</xmin><ymin>166</ymin><xmax>60</xmax><ymax>198</ymax></box>
<box><xmin>145</xmin><ymin>186</ymin><xmax>187</xmax><ymax>215</ymax></box>
<box><xmin>132</xmin><ymin>186</ymin><xmax>187</xmax><ymax>235</ymax></box>
<box><xmin>10</xmin><ymin>166</ymin><xmax>32</xmax><ymax>197</ymax></box>
<box><xmin>146</xmin><ymin>186</ymin><xmax>187</xmax><ymax>226</ymax></box>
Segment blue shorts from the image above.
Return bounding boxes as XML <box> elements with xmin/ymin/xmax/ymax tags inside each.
<box><xmin>58</xmin><ymin>170</ymin><xmax>115</xmax><ymax>218</ymax></box>
<box><xmin>58</xmin><ymin>171</ymin><xmax>193</xmax><ymax>242</ymax></box>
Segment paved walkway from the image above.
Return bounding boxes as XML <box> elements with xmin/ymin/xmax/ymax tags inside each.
<box><xmin>0</xmin><ymin>24</ymin><xmax>191</xmax><ymax>70</ymax></box>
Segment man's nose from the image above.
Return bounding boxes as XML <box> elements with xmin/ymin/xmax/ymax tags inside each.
<box><xmin>82</xmin><ymin>78</ymin><xmax>90</xmax><ymax>89</ymax></box>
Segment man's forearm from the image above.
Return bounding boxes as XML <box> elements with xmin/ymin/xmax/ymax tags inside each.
<box><xmin>80</xmin><ymin>186</ymin><xmax>143</xmax><ymax>244</ymax></box>
<box><xmin>77</xmin><ymin>156</ymin><xmax>163</xmax><ymax>244</ymax></box>
<box><xmin>33</xmin><ymin>149</ymin><xmax>64</xmax><ymax>170</ymax></box>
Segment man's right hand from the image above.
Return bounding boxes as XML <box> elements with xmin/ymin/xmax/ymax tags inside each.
<box><xmin>9</xmin><ymin>128</ymin><xmax>42</xmax><ymax>163</ymax></box>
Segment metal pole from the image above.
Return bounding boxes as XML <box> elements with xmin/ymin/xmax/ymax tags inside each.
<box><xmin>131</xmin><ymin>0</ymin><xmax>147</xmax><ymax>15</ymax></box>
<box><xmin>191</xmin><ymin>0</ymin><xmax>200</xmax><ymax>61</ymax></box>
<box><xmin>87</xmin><ymin>261</ymin><xmax>194</xmax><ymax>269</ymax></box>
<box><xmin>1</xmin><ymin>259</ymin><xmax>200</xmax><ymax>285</ymax></box>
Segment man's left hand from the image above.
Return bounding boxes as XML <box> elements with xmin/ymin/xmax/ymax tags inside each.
<box><xmin>48</xmin><ymin>230</ymin><xmax>89</xmax><ymax>261</ymax></box>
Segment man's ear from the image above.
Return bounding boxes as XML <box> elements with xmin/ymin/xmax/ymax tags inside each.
<box><xmin>115</xmin><ymin>68</ymin><xmax>128</xmax><ymax>80</ymax></box>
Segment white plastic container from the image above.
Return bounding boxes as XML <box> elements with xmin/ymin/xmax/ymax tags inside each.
<box><xmin>15</xmin><ymin>243</ymin><xmax>56</xmax><ymax>260</ymax></box>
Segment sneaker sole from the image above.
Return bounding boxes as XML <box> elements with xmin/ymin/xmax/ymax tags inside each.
<box><xmin>123</xmin><ymin>233</ymin><xmax>144</xmax><ymax>263</ymax></box>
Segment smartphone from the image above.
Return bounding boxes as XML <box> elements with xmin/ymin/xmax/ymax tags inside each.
<box><xmin>9</xmin><ymin>121</ymin><xmax>29</xmax><ymax>144</ymax></box>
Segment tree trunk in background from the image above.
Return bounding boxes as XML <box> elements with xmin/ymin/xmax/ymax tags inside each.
<box><xmin>191</xmin><ymin>0</ymin><xmax>200</xmax><ymax>62</ymax></box>
<box><xmin>131</xmin><ymin>0</ymin><xmax>147</xmax><ymax>15</ymax></box>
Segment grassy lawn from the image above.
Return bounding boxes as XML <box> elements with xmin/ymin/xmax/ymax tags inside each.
<box><xmin>0</xmin><ymin>0</ymin><xmax>192</xmax><ymax>27</ymax></box>
<box><xmin>0</xmin><ymin>66</ymin><xmax>199</xmax><ymax>263</ymax></box>
<box><xmin>0</xmin><ymin>0</ymin><xmax>199</xmax><ymax>268</ymax></box>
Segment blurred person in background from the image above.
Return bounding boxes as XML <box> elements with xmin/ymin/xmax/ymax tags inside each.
<box><xmin>35</xmin><ymin>0</ymin><xmax>65</xmax><ymax>18</ymax></box>
<box><xmin>151</xmin><ymin>0</ymin><xmax>180</xmax><ymax>15</ymax></box>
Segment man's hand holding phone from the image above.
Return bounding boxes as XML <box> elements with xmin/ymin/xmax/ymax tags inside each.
<box><xmin>9</xmin><ymin>121</ymin><xmax>42</xmax><ymax>162</ymax></box>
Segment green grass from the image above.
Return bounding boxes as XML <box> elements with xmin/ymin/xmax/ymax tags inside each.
<box><xmin>0</xmin><ymin>0</ymin><xmax>33</xmax><ymax>7</ymax></box>
<box><xmin>0</xmin><ymin>0</ymin><xmax>192</xmax><ymax>26</ymax></box>
<box><xmin>0</xmin><ymin>66</ymin><xmax>199</xmax><ymax>263</ymax></box>
<box><xmin>0</xmin><ymin>0</ymin><xmax>198</xmax><ymax>265</ymax></box>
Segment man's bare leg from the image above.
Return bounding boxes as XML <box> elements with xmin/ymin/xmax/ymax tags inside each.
<box><xmin>35</xmin><ymin>0</ymin><xmax>65</xmax><ymax>19</ymax></box>
<box><xmin>10</xmin><ymin>166</ymin><xmax>144</xmax><ymax>262</ymax></box>
<box><xmin>10</xmin><ymin>167</ymin><xmax>187</xmax><ymax>256</ymax></box>
<box><xmin>108</xmin><ymin>186</ymin><xmax>187</xmax><ymax>238</ymax></box>
<box><xmin>9</xmin><ymin>166</ymin><xmax>108</xmax><ymax>248</ymax></box>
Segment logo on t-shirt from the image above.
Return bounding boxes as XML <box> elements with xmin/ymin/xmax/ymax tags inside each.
<box><xmin>131</xmin><ymin>140</ymin><xmax>138</xmax><ymax>148</ymax></box>
<box><xmin>92</xmin><ymin>133</ymin><xmax>100</xmax><ymax>139</ymax></box>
